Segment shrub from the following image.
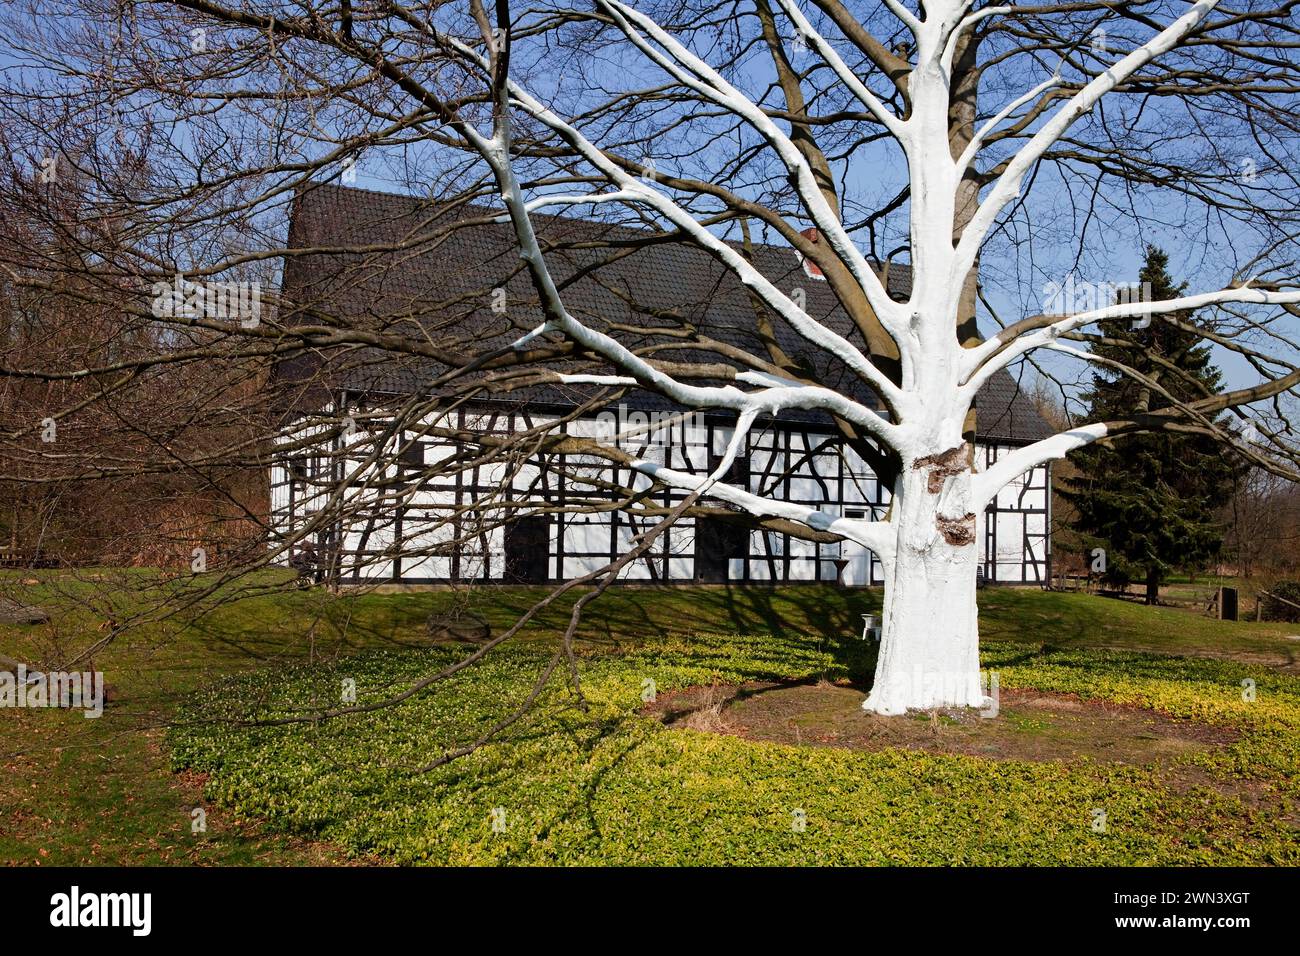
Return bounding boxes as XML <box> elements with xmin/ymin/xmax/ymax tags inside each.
<box><xmin>1261</xmin><ymin>581</ymin><xmax>1300</xmax><ymax>622</ymax></box>
<box><xmin>1100</xmin><ymin>567</ymin><xmax>1132</xmax><ymax>592</ymax></box>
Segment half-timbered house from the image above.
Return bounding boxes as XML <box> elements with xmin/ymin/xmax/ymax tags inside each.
<box><xmin>270</xmin><ymin>185</ymin><xmax>1053</xmax><ymax>587</ymax></box>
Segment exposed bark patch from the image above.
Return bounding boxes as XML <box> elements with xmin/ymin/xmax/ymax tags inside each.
<box><xmin>912</xmin><ymin>443</ymin><xmax>972</xmax><ymax>494</ymax></box>
<box><xmin>936</xmin><ymin>511</ymin><xmax>977</xmax><ymax>546</ymax></box>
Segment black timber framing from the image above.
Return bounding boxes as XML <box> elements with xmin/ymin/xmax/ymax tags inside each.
<box><xmin>271</xmin><ymin>395</ymin><xmax>1051</xmax><ymax>588</ymax></box>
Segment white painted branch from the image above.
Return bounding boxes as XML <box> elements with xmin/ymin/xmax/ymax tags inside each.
<box><xmin>502</xmin><ymin>190</ymin><xmax>643</xmax><ymax>215</ymax></box>
<box><xmin>942</xmin><ymin>5</ymin><xmax>1014</xmax><ymax>68</ymax></box>
<box><xmin>956</xmin><ymin>74</ymin><xmax>1061</xmax><ymax>175</ymax></box>
<box><xmin>453</xmin><ymin>81</ymin><xmax>905</xmax><ymax>447</ymax></box>
<box><xmin>556</xmin><ymin>374</ymin><xmax>639</xmax><ymax>386</ymax></box>
<box><xmin>510</xmin><ymin>322</ymin><xmax>556</xmax><ymax>349</ymax></box>
<box><xmin>699</xmin><ymin>407</ymin><xmax>757</xmax><ymax>494</ymax></box>
<box><xmin>504</xmin><ymin>89</ymin><xmax>907</xmax><ymax>411</ymax></box>
<box><xmin>471</xmin><ymin>126</ymin><xmax>786</xmax><ymax>427</ymax></box>
<box><xmin>770</xmin><ymin>0</ymin><xmax>906</xmax><ymax>136</ymax></box>
<box><xmin>597</xmin><ymin>0</ymin><xmax>907</xmax><ymax>338</ymax></box>
<box><xmin>954</xmin><ymin>0</ymin><xmax>1220</xmax><ymax>280</ymax></box>
<box><xmin>435</xmin><ymin>20</ymin><xmax>907</xmax><ymax>418</ymax></box>
<box><xmin>881</xmin><ymin>0</ymin><xmax>923</xmax><ymax>36</ymax></box>
<box><xmin>630</xmin><ymin>454</ymin><xmax>896</xmax><ymax>558</ymax></box>
<box><xmin>565</xmin><ymin>388</ymin><xmax>896</xmax><ymax>557</ymax></box>
<box><xmin>961</xmin><ymin>283</ymin><xmax>1300</xmax><ymax>390</ymax></box>
<box><xmin>558</xmin><ymin>371</ymin><xmax>889</xmax><ymax>427</ymax></box>
<box><xmin>972</xmin><ymin>423</ymin><xmax>1108</xmax><ymax>508</ymax></box>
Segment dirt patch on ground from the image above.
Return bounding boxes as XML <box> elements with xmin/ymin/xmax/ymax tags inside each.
<box><xmin>645</xmin><ymin>682</ymin><xmax>1238</xmax><ymax>766</ymax></box>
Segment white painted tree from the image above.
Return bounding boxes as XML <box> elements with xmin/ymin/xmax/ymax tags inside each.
<box><xmin>448</xmin><ymin>0</ymin><xmax>1300</xmax><ymax>712</ymax></box>
<box><xmin>7</xmin><ymin>0</ymin><xmax>1300</xmax><ymax>716</ymax></box>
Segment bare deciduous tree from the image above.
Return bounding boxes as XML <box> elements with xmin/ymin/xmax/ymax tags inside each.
<box><xmin>5</xmin><ymin>0</ymin><xmax>1300</xmax><ymax>721</ymax></box>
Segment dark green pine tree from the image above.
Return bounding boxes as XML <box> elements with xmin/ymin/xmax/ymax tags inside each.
<box><xmin>1062</xmin><ymin>247</ymin><xmax>1241</xmax><ymax>604</ymax></box>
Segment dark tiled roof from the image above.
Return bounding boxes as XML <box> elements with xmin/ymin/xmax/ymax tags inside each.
<box><xmin>279</xmin><ymin>183</ymin><xmax>1052</xmax><ymax>444</ymax></box>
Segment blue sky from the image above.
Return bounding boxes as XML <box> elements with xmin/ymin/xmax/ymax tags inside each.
<box><xmin>3</xmin><ymin>1</ymin><xmax>1293</xmax><ymax>414</ymax></box>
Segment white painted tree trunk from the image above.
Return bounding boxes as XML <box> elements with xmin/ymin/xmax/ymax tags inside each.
<box><xmin>863</xmin><ymin>444</ymin><xmax>987</xmax><ymax>715</ymax></box>
<box><xmin>467</xmin><ymin>0</ymin><xmax>1286</xmax><ymax>718</ymax></box>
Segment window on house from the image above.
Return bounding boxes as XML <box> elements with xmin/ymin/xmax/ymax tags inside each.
<box><xmin>401</xmin><ymin>441</ymin><xmax>426</xmax><ymax>470</ymax></box>
<box><xmin>723</xmin><ymin>456</ymin><xmax>749</xmax><ymax>486</ymax></box>
<box><xmin>709</xmin><ymin>450</ymin><xmax>749</xmax><ymax>490</ymax></box>
<box><xmin>766</xmin><ymin>530</ymin><xmax>784</xmax><ymax>556</ymax></box>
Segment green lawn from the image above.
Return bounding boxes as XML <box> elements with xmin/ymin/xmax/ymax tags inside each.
<box><xmin>979</xmin><ymin>587</ymin><xmax>1300</xmax><ymax>663</ymax></box>
<box><xmin>173</xmin><ymin>635</ymin><xmax>1300</xmax><ymax>864</ymax></box>
<box><xmin>3</xmin><ymin>572</ymin><xmax>1299</xmax><ymax>865</ymax></box>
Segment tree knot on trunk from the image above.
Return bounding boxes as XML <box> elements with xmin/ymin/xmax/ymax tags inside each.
<box><xmin>935</xmin><ymin>511</ymin><xmax>977</xmax><ymax>546</ymax></box>
<box><xmin>912</xmin><ymin>443</ymin><xmax>973</xmax><ymax>494</ymax></box>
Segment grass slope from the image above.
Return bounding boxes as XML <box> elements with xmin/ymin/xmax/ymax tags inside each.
<box><xmin>3</xmin><ymin>572</ymin><xmax>1299</xmax><ymax>865</ymax></box>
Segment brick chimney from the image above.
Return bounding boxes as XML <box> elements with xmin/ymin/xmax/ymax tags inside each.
<box><xmin>799</xmin><ymin>226</ymin><xmax>825</xmax><ymax>279</ymax></box>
